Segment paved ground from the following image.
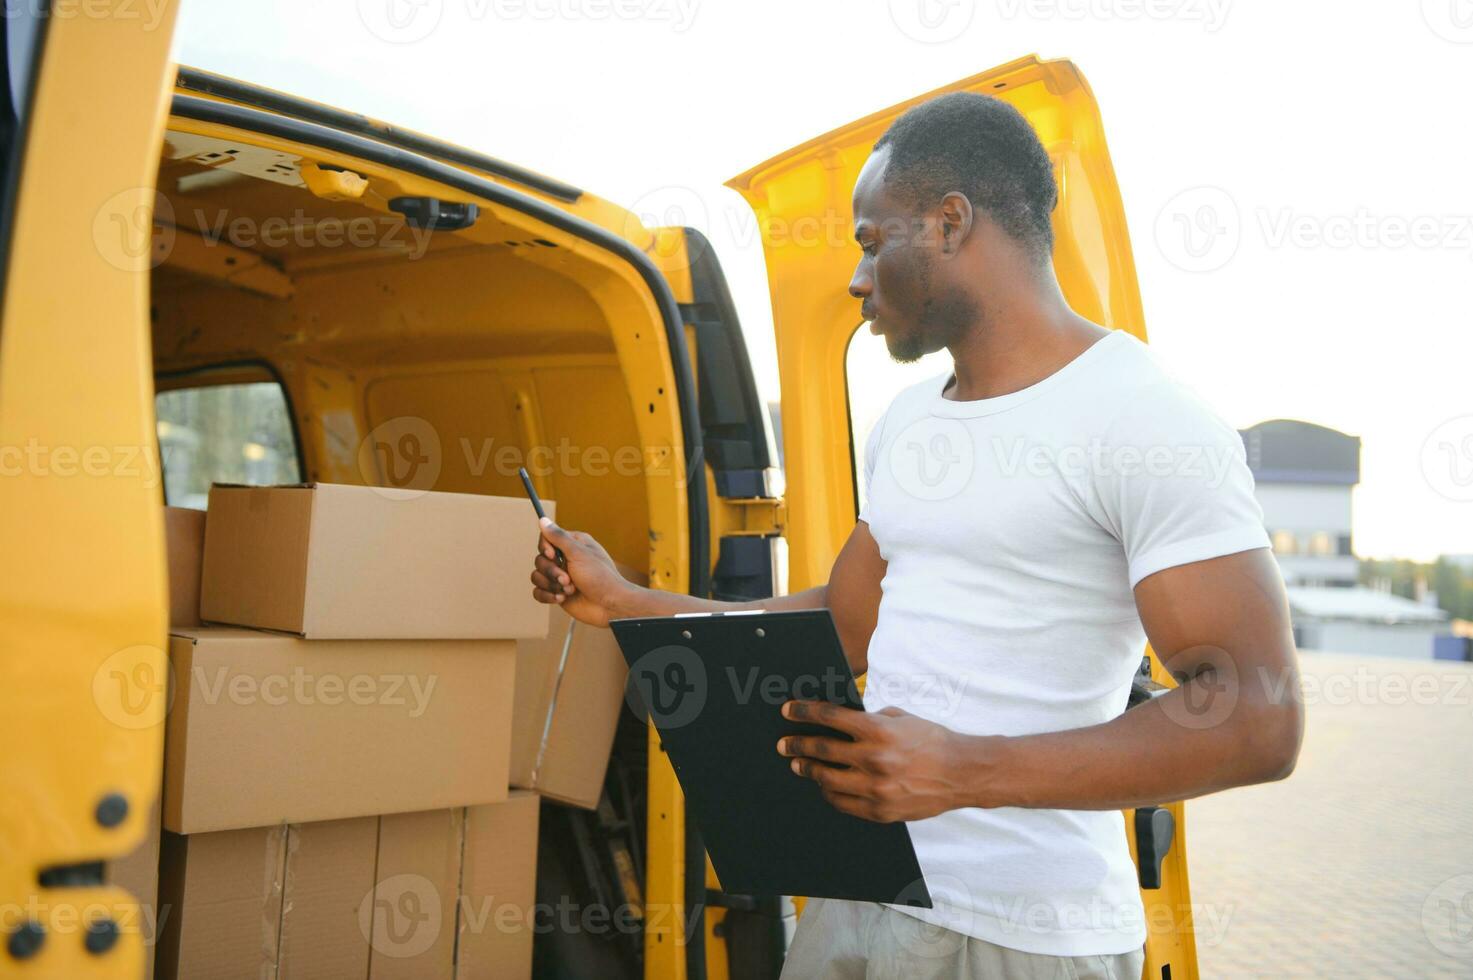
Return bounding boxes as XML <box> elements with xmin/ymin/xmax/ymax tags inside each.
<box><xmin>1188</xmin><ymin>650</ymin><xmax>1473</xmax><ymax>977</ymax></box>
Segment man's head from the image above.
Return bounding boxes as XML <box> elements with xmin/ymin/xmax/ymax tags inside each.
<box><xmin>850</xmin><ymin>92</ymin><xmax>1058</xmax><ymax>362</ymax></box>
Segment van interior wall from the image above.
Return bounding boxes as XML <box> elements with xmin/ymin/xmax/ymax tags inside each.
<box><xmin>150</xmin><ymin>221</ymin><xmax>654</xmax><ymax>573</ymax></box>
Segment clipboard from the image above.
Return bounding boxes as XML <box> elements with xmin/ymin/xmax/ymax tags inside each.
<box><xmin>610</xmin><ymin>608</ymin><xmax>932</xmax><ymax>908</ymax></box>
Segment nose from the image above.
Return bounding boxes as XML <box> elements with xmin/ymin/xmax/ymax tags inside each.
<box><xmin>849</xmin><ymin>264</ymin><xmax>871</xmax><ymax>301</ymax></box>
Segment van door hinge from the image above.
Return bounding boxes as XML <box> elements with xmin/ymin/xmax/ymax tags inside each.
<box><xmin>724</xmin><ymin>496</ymin><xmax>786</xmax><ymax>537</ymax></box>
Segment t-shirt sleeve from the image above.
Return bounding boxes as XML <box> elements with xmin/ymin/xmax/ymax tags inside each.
<box><xmin>1093</xmin><ymin>382</ymin><xmax>1271</xmax><ymax>588</ymax></box>
<box><xmin>856</xmin><ymin>409</ymin><xmax>889</xmax><ymax>524</ymax></box>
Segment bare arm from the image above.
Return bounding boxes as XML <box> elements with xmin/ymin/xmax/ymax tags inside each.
<box><xmin>780</xmin><ymin>548</ymin><xmax>1304</xmax><ymax>820</ymax></box>
<box><xmin>530</xmin><ymin>519</ymin><xmax>886</xmax><ymax>673</ymax></box>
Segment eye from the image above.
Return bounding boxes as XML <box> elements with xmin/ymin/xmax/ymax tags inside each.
<box><xmin>860</xmin><ymin>241</ymin><xmax>878</xmax><ymax>257</ymax></box>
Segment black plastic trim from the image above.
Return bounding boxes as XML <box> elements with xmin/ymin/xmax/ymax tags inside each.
<box><xmin>0</xmin><ymin>3</ymin><xmax>51</xmax><ymax>331</ymax></box>
<box><xmin>681</xmin><ymin>227</ymin><xmax>774</xmax><ymax>492</ymax></box>
<box><xmin>175</xmin><ymin>67</ymin><xmax>583</xmax><ymax>203</ymax></box>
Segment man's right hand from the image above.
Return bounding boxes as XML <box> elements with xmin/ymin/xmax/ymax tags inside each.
<box><xmin>530</xmin><ymin>519</ymin><xmax>636</xmax><ymax>628</ymax></box>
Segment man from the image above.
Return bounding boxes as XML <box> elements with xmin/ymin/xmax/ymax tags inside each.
<box><xmin>530</xmin><ymin>92</ymin><xmax>1302</xmax><ymax>979</ymax></box>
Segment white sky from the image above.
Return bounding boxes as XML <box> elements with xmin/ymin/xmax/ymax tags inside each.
<box><xmin>173</xmin><ymin>0</ymin><xmax>1473</xmax><ymax>561</ymax></box>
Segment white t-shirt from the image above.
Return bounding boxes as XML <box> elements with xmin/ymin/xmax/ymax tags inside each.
<box><xmin>858</xmin><ymin>329</ymin><xmax>1269</xmax><ymax>957</ymax></box>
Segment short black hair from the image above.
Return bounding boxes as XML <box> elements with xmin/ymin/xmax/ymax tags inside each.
<box><xmin>873</xmin><ymin>92</ymin><xmax>1058</xmax><ymax>258</ymax></box>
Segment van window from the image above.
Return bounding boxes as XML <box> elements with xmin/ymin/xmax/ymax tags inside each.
<box><xmin>156</xmin><ymin>381</ymin><xmax>301</xmax><ymax>508</ymax></box>
<box><xmin>845</xmin><ymin>327</ymin><xmax>954</xmax><ymax>516</ymax></box>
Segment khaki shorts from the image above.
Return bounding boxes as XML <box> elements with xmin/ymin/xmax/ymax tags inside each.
<box><xmin>779</xmin><ymin>898</ymin><xmax>1145</xmax><ymax>980</ymax></box>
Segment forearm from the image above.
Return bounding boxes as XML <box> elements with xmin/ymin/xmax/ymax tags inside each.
<box><xmin>607</xmin><ymin>582</ymin><xmax>828</xmax><ymax>619</ymax></box>
<box><xmin>955</xmin><ymin>678</ymin><xmax>1302</xmax><ymax>811</ymax></box>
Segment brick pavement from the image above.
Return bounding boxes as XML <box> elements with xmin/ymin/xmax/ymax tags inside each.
<box><xmin>1187</xmin><ymin>650</ymin><xmax>1473</xmax><ymax>977</ymax></box>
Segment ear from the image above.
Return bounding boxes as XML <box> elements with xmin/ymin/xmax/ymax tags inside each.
<box><xmin>937</xmin><ymin>192</ymin><xmax>973</xmax><ymax>256</ymax></box>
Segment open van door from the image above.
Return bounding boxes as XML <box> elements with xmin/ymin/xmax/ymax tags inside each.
<box><xmin>728</xmin><ymin>56</ymin><xmax>1197</xmax><ymax>980</ymax></box>
<box><xmin>0</xmin><ymin>5</ymin><xmax>180</xmax><ymax>976</ymax></box>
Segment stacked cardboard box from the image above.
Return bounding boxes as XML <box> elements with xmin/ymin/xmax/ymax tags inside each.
<box><xmin>510</xmin><ymin>566</ymin><xmax>644</xmax><ymax>810</ymax></box>
<box><xmin>145</xmin><ymin>483</ymin><xmax>571</xmax><ymax>979</ymax></box>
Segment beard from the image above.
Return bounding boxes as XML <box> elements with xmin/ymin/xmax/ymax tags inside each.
<box><xmin>876</xmin><ymin>246</ymin><xmax>980</xmax><ymax>363</ymax></box>
<box><xmin>884</xmin><ymin>292</ymin><xmax>976</xmax><ymax>364</ymax></box>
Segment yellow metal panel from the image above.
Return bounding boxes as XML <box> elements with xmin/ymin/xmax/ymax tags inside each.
<box><xmin>0</xmin><ymin>5</ymin><xmax>180</xmax><ymax>979</ymax></box>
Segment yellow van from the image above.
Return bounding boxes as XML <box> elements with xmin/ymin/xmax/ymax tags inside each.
<box><xmin>0</xmin><ymin>8</ymin><xmax>1195</xmax><ymax>979</ymax></box>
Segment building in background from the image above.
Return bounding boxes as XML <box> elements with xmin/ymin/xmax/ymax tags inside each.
<box><xmin>1240</xmin><ymin>419</ymin><xmax>1360</xmax><ymax>587</ymax></box>
<box><xmin>1241</xmin><ymin>420</ymin><xmax>1449</xmax><ymax>659</ymax></box>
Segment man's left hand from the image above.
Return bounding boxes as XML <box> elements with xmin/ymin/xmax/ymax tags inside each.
<box><xmin>777</xmin><ymin>700</ymin><xmax>996</xmax><ymax>822</ymax></box>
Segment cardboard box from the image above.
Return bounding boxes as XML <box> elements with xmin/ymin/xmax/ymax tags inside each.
<box><xmin>199</xmin><ymin>483</ymin><xmax>550</xmax><ymax>639</ymax></box>
<box><xmin>511</xmin><ymin>563</ymin><xmax>643</xmax><ymax>810</ymax></box>
<box><xmin>163</xmin><ymin>628</ymin><xmax>515</xmax><ymax>833</ymax></box>
<box><xmin>155</xmin><ymin>817</ymin><xmax>377</xmax><ymax>980</ymax></box>
<box><xmin>155</xmin><ymin>800</ymin><xmax>538</xmax><ymax>980</ymax></box>
<box><xmin>166</xmin><ymin>506</ymin><xmax>206</xmax><ymax>627</ymax></box>
<box><xmin>368</xmin><ymin>809</ymin><xmax>464</xmax><ymax>979</ymax></box>
<box><xmin>155</xmin><ymin>824</ymin><xmax>288</xmax><ymax>980</ymax></box>
<box><xmin>457</xmin><ymin>792</ymin><xmax>540</xmax><ymax>980</ymax></box>
<box><xmin>106</xmin><ymin>794</ymin><xmax>163</xmax><ymax>976</ymax></box>
<box><xmin>280</xmin><ymin>818</ymin><xmax>379</xmax><ymax>979</ymax></box>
